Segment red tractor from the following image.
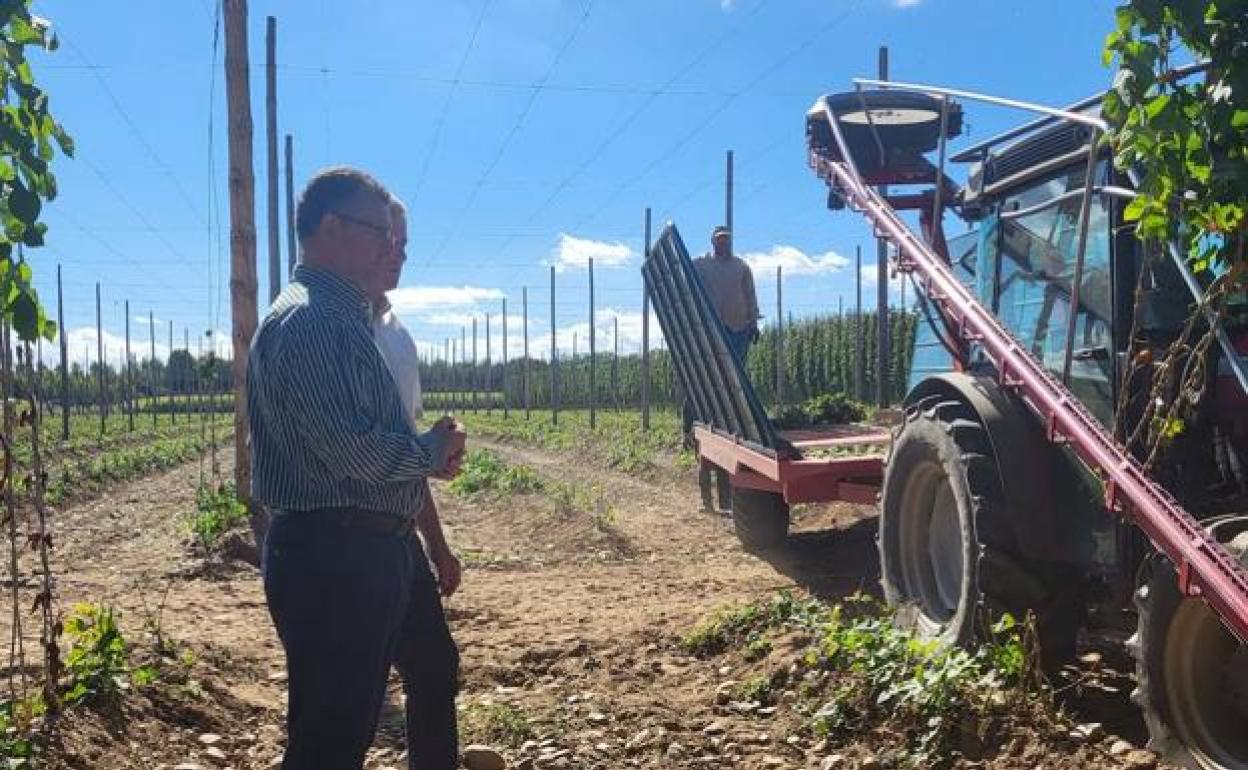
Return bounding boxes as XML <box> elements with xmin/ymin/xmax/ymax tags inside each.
<box><xmin>645</xmin><ymin>67</ymin><xmax>1248</xmax><ymax>769</ymax></box>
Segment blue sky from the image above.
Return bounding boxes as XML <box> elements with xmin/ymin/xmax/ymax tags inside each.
<box><xmin>29</xmin><ymin>0</ymin><xmax>1122</xmax><ymax>367</ymax></box>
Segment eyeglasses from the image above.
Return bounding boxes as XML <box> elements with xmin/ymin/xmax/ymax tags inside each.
<box><xmin>332</xmin><ymin>210</ymin><xmax>392</xmax><ymax>241</ymax></box>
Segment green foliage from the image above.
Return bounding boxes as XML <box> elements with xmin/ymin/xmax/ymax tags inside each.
<box><xmin>771</xmin><ymin>392</ymin><xmax>869</xmax><ymax>430</ymax></box>
<box><xmin>189</xmin><ymin>482</ymin><xmax>249</xmax><ymax>550</ymax></box>
<box><xmin>810</xmin><ymin>598</ymin><xmax>1026</xmax><ymax>763</ymax></box>
<box><xmin>680</xmin><ymin>591</ymin><xmax>826</xmax><ymax>657</ymax></box>
<box><xmin>0</xmin><ymin>696</ymin><xmax>43</xmax><ymax>768</ymax></box>
<box><xmin>733</xmin><ymin>674</ymin><xmax>774</xmax><ymax>705</ymax></box>
<box><xmin>0</xmin><ymin>2</ymin><xmax>73</xmax><ymax>342</ymax></box>
<box><xmin>448</xmin><ymin>449</ymin><xmax>545</xmax><ymax>497</ymax></box>
<box><xmin>1103</xmin><ymin>2</ymin><xmax>1248</xmax><ymax>268</ymax></box>
<box><xmin>61</xmin><ymin>603</ymin><xmax>146</xmax><ymax>705</ymax></box>
<box><xmin>461</xmin><ymin>702</ymin><xmax>534</xmax><ymax>746</ymax></box>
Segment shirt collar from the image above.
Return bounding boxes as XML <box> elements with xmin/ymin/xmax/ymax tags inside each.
<box><xmin>293</xmin><ymin>264</ymin><xmax>371</xmax><ymax>321</ymax></box>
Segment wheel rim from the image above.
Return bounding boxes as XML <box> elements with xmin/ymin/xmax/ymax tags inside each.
<box><xmin>1162</xmin><ymin>598</ymin><xmax>1248</xmax><ymax>770</ymax></box>
<box><xmin>897</xmin><ymin>462</ymin><xmax>965</xmax><ymax>631</ymax></box>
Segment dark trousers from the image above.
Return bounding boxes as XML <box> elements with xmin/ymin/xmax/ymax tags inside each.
<box><xmin>393</xmin><ymin>561</ymin><xmax>460</xmax><ymax>770</ymax></box>
<box><xmin>263</xmin><ymin>511</ymin><xmax>458</xmax><ymax>770</ymax></box>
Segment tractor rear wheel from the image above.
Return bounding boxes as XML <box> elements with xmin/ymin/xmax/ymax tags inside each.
<box><xmin>1132</xmin><ymin>516</ymin><xmax>1248</xmax><ymax>770</ymax></box>
<box><xmin>730</xmin><ymin>488</ymin><xmax>790</xmax><ymax>551</ymax></box>
<box><xmin>879</xmin><ymin>397</ymin><xmax>1084</xmax><ymax>663</ymax></box>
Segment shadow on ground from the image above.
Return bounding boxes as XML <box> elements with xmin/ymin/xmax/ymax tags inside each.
<box><xmin>754</xmin><ymin>517</ymin><xmax>881</xmax><ymax>601</ymax></box>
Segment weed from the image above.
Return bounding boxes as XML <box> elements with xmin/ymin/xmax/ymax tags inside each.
<box><xmin>461</xmin><ymin>702</ymin><xmax>534</xmax><ymax>746</ymax></box>
<box><xmin>742</xmin><ymin>635</ymin><xmax>772</xmax><ymax>662</ymax></box>
<box><xmin>732</xmin><ymin>674</ymin><xmax>774</xmax><ymax>705</ymax></box>
<box><xmin>62</xmin><ymin>603</ymin><xmax>154</xmax><ymax>705</ymax></box>
<box><xmin>681</xmin><ymin>591</ymin><xmax>825</xmax><ymax>657</ymax></box>
<box><xmin>0</xmin><ymin>696</ymin><xmax>44</xmax><ymax>768</ymax></box>
<box><xmin>189</xmin><ymin>482</ymin><xmax>249</xmax><ymax>551</ymax></box>
<box><xmin>449</xmin><ymin>450</ymin><xmax>544</xmax><ymax>497</ymax></box>
<box><xmin>771</xmin><ymin>393</ymin><xmax>868</xmax><ymax>430</ymax></box>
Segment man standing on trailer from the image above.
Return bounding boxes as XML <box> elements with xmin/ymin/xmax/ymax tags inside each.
<box><xmin>368</xmin><ymin>194</ymin><xmax>463</xmax><ymax>770</ymax></box>
<box><xmin>685</xmin><ymin>225</ymin><xmax>761</xmax><ymax>510</ymax></box>
<box><xmin>248</xmin><ymin>167</ymin><xmax>466</xmax><ymax>770</ymax></box>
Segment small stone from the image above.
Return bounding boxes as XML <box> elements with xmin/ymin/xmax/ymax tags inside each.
<box><xmin>198</xmin><ymin>734</ymin><xmax>223</xmax><ymax>746</ymax></box>
<box><xmin>463</xmin><ymin>744</ymin><xmax>507</xmax><ymax>770</ymax></box>
<box><xmin>1069</xmin><ymin>722</ymin><xmax>1104</xmax><ymax>742</ymax></box>
<box><xmin>718</xmin><ymin>666</ymin><xmax>732</xmax><ymax>676</ymax></box>
<box><xmin>757</xmin><ymin>706</ymin><xmax>778</xmax><ymax>717</ymax></box>
<box><xmin>820</xmin><ymin>754</ymin><xmax>846</xmax><ymax>770</ymax></box>
<box><xmin>784</xmin><ymin>735</ymin><xmax>803</xmax><ymax>748</ymax></box>
<box><xmin>860</xmin><ymin>757</ymin><xmax>882</xmax><ymax>770</ymax></box>
<box><xmin>665</xmin><ymin>742</ymin><xmax>684</xmax><ymax>759</ymax></box>
<box><xmin>1124</xmin><ymin>749</ymin><xmax>1158</xmax><ymax>770</ymax></box>
<box><xmin>204</xmin><ymin>746</ymin><xmax>228</xmax><ymax>763</ymax></box>
<box><xmin>702</xmin><ymin>721</ymin><xmax>727</xmax><ymax>736</ymax></box>
<box><xmin>624</xmin><ymin>728</ymin><xmax>653</xmax><ymax>753</ymax></box>
<box><xmin>714</xmin><ymin>680</ymin><xmax>738</xmax><ymax>705</ymax></box>
<box><xmin>174</xmin><ymin>765</ymin><xmax>205</xmax><ymax>770</ymax></box>
<box><xmin>586</xmin><ymin>711</ymin><xmax>609</xmax><ymax>725</ymax></box>
<box><xmin>760</xmin><ymin>755</ymin><xmax>785</xmax><ymax>768</ymax></box>
<box><xmin>1110</xmin><ymin>739</ymin><xmax>1134</xmax><ymax>756</ymax></box>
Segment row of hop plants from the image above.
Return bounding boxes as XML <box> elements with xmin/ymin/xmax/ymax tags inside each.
<box><xmin>418</xmin><ymin>310</ymin><xmax>919</xmax><ymax>411</ymax></box>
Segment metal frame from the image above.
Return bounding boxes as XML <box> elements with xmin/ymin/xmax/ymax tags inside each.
<box><xmin>810</xmin><ymin>79</ymin><xmax>1248</xmax><ymax>643</ymax></box>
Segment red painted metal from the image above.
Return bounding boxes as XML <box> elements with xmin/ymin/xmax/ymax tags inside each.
<box><xmin>810</xmin><ymin>150</ymin><xmax>1248</xmax><ymax>644</ymax></box>
<box><xmin>695</xmin><ymin>425</ymin><xmax>887</xmax><ymax>505</ymax></box>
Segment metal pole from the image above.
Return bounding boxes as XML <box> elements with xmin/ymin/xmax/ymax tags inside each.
<box><xmin>485</xmin><ymin>313</ymin><xmax>491</xmax><ymax>414</ymax></box>
<box><xmin>876</xmin><ymin>45</ymin><xmax>890</xmax><ymax>409</ymax></box>
<box><xmin>641</xmin><ymin>207</ymin><xmax>651</xmax><ymax>429</ymax></box>
<box><xmin>95</xmin><ymin>282</ymin><xmax>105</xmax><ymax>435</ymax></box>
<box><xmin>285</xmin><ymin>134</ymin><xmax>296</xmax><ymax>275</ymax></box>
<box><xmin>502</xmin><ymin>298</ymin><xmax>508</xmax><ymax>419</ymax></box>
<box><xmin>589</xmin><ymin>256</ymin><xmax>596</xmax><ymax>429</ymax></box>
<box><xmin>523</xmin><ymin>287</ymin><xmax>530</xmax><ymax>419</ymax></box>
<box><xmin>776</xmin><ymin>266</ymin><xmax>784</xmax><ymax>407</ymax></box>
<box><xmin>726</xmin><ymin>149</ymin><xmax>734</xmax><ymax>254</ymax></box>
<box><xmin>550</xmin><ymin>265</ymin><xmax>558</xmax><ymax>425</ymax></box>
<box><xmin>471</xmin><ymin>316</ymin><xmax>478</xmax><ymax>412</ymax></box>
<box><xmin>612</xmin><ymin>315</ymin><xmax>618</xmax><ymax>408</ymax></box>
<box><xmin>56</xmin><ymin>264</ymin><xmax>68</xmax><ymax>441</ymax></box>
<box><xmin>460</xmin><ymin>326</ymin><xmax>466</xmax><ymax>412</ymax></box>
<box><xmin>125</xmin><ymin>301</ymin><xmax>133</xmax><ymax>432</ymax></box>
<box><xmin>1059</xmin><ymin>128</ymin><xmax>1102</xmax><ymax>386</ymax></box>
<box><xmin>265</xmin><ymin>15</ymin><xmax>280</xmax><ymax>302</ymax></box>
<box><xmin>168</xmin><ymin>319</ymin><xmax>176</xmax><ymax>424</ymax></box>
<box><xmin>855</xmin><ymin>244</ymin><xmax>865</xmax><ymax>401</ymax></box>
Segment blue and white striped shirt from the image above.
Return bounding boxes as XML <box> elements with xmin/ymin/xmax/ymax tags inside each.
<box><xmin>247</xmin><ymin>265</ymin><xmax>433</xmax><ymax>517</ymax></box>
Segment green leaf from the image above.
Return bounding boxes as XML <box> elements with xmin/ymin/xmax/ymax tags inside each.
<box><xmin>7</xmin><ymin>177</ymin><xmax>38</xmax><ymax>224</ymax></box>
<box><xmin>11</xmin><ymin>290</ymin><xmax>37</xmax><ymax>340</ymax></box>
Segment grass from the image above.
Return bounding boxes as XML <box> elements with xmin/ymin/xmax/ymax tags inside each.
<box><xmin>448</xmin><ymin>449</ymin><xmax>545</xmax><ymax>497</ymax></box>
<box><xmin>188</xmin><ymin>482</ymin><xmax>250</xmax><ymax>551</ymax></box>
<box><xmin>456</xmin><ymin>409</ymin><xmax>684</xmax><ymax>477</ymax></box>
<box><xmin>461</xmin><ymin>701</ymin><xmax>534</xmax><ymax>746</ymax></box>
<box><xmin>682</xmin><ymin>592</ymin><xmax>1038</xmax><ymax>766</ymax></box>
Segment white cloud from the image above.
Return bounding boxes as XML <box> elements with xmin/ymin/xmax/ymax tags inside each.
<box><xmin>387</xmin><ymin>285</ymin><xmax>505</xmax><ymax>313</ymax></box>
<box><xmin>720</xmin><ymin>0</ymin><xmax>735</xmax><ymax>9</ymax></box>
<box><xmin>742</xmin><ymin>244</ymin><xmax>850</xmax><ymax>277</ymax></box>
<box><xmin>546</xmin><ymin>233</ymin><xmax>633</xmax><ymax>274</ymax></box>
<box><xmin>421</xmin><ymin>312</ymin><xmax>525</xmax><ymax>331</ymax></box>
<box><xmin>894</xmin><ymin>0</ymin><xmax>923</xmax><ymax>7</ymax></box>
<box><xmin>133</xmin><ymin>315</ymin><xmax>162</xmax><ymax>325</ymax></box>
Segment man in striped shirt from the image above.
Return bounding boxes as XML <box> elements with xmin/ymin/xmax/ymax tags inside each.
<box><xmin>368</xmin><ymin>195</ymin><xmax>462</xmax><ymax>770</ymax></box>
<box><xmin>248</xmin><ymin>167</ymin><xmax>466</xmax><ymax>770</ymax></box>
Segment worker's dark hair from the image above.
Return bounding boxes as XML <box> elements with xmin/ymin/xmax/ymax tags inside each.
<box><xmin>295</xmin><ymin>166</ymin><xmax>389</xmax><ymax>243</ymax></box>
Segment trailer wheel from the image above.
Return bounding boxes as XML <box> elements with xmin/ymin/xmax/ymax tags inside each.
<box><xmin>730</xmin><ymin>488</ymin><xmax>790</xmax><ymax>551</ymax></box>
<box><xmin>1132</xmin><ymin>517</ymin><xmax>1248</xmax><ymax>770</ymax></box>
<box><xmin>879</xmin><ymin>397</ymin><xmax>1083</xmax><ymax>661</ymax></box>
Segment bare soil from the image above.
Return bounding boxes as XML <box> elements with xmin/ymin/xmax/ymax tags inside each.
<box><xmin>1</xmin><ymin>439</ymin><xmax>1167</xmax><ymax>770</ymax></box>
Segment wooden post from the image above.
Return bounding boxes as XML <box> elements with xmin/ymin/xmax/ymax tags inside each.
<box><xmin>460</xmin><ymin>326</ymin><xmax>466</xmax><ymax>412</ymax></box>
<box><xmin>876</xmin><ymin>45</ymin><xmax>890</xmax><ymax>408</ymax></box>
<box><xmin>855</xmin><ymin>244</ymin><xmax>865</xmax><ymax>401</ymax></box>
<box><xmin>589</xmin><ymin>256</ymin><xmax>596</xmax><ymax>429</ymax></box>
<box><xmin>611</xmin><ymin>314</ymin><xmax>618</xmax><ymax>408</ymax></box>
<box><xmin>56</xmin><ymin>264</ymin><xmax>68</xmax><ymax>441</ymax></box>
<box><xmin>150</xmin><ymin>313</ymin><xmax>158</xmax><ymax>427</ymax></box>
<box><xmin>225</xmin><ymin>0</ymin><xmax>260</xmax><ymax>504</ymax></box>
<box><xmin>168</xmin><ymin>319</ymin><xmax>176</xmax><ymax>425</ymax></box>
<box><xmin>726</xmin><ymin>149</ymin><xmax>734</xmax><ymax>254</ymax></box>
<box><xmin>265</xmin><ymin>16</ymin><xmax>280</xmax><ymax>303</ymax></box>
<box><xmin>184</xmin><ymin>328</ymin><xmax>191</xmax><ymax>419</ymax></box>
<box><xmin>502</xmin><ymin>298</ymin><xmax>509</xmax><ymax>419</ymax></box>
<box><xmin>776</xmin><ymin>266</ymin><xmax>784</xmax><ymax>408</ymax></box>
<box><xmin>522</xmin><ymin>287</ymin><xmax>530</xmax><ymax>420</ymax></box>
<box><xmin>485</xmin><ymin>313</ymin><xmax>491</xmax><ymax>414</ymax></box>
<box><xmin>95</xmin><ymin>282</ymin><xmax>105</xmax><ymax>435</ymax></box>
<box><xmin>285</xmin><ymin>134</ymin><xmax>296</xmax><ymax>275</ymax></box>
<box><xmin>471</xmin><ymin>317</ymin><xmax>478</xmax><ymax>412</ymax></box>
<box><xmin>125</xmin><ymin>301</ymin><xmax>134</xmax><ymax>432</ymax></box>
<box><xmin>641</xmin><ymin>207</ymin><xmax>651</xmax><ymax>429</ymax></box>
<box><xmin>550</xmin><ymin>266</ymin><xmax>558</xmax><ymax>425</ymax></box>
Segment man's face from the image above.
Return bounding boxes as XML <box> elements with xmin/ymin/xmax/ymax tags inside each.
<box><xmin>712</xmin><ymin>232</ymin><xmax>730</xmax><ymax>256</ymax></box>
<box><xmin>327</xmin><ymin>193</ymin><xmax>393</xmax><ymax>288</ymax></box>
<box><xmin>379</xmin><ymin>210</ymin><xmax>407</xmax><ymax>293</ymax></box>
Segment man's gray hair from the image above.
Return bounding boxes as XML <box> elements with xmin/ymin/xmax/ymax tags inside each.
<box><xmin>295</xmin><ymin>166</ymin><xmax>390</xmax><ymax>243</ymax></box>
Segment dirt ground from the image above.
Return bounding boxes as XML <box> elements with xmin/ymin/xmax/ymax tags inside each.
<box><xmin>1</xmin><ymin>440</ymin><xmax>1169</xmax><ymax>770</ymax></box>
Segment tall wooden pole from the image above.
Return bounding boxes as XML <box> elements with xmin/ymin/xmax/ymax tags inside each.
<box><xmin>611</xmin><ymin>315</ymin><xmax>618</xmax><ymax>407</ymax></box>
<box><xmin>95</xmin><ymin>282</ymin><xmax>105</xmax><ymax>435</ymax></box>
<box><xmin>776</xmin><ymin>266</ymin><xmax>784</xmax><ymax>407</ymax></box>
<box><xmin>589</xmin><ymin>256</ymin><xmax>596</xmax><ymax>429</ymax></box>
<box><xmin>265</xmin><ymin>16</ymin><xmax>281</xmax><ymax>303</ymax></box>
<box><xmin>522</xmin><ymin>287</ymin><xmax>530</xmax><ymax>419</ymax></box>
<box><xmin>285</xmin><ymin>134</ymin><xmax>296</xmax><ymax>275</ymax></box>
<box><xmin>876</xmin><ymin>46</ymin><xmax>890</xmax><ymax>408</ymax></box>
<box><xmin>168</xmin><ymin>319</ymin><xmax>176</xmax><ymax>425</ymax></box>
<box><xmin>471</xmin><ymin>316</ymin><xmax>478</xmax><ymax>412</ymax></box>
<box><xmin>56</xmin><ymin>264</ymin><xmax>68</xmax><ymax>440</ymax></box>
<box><xmin>501</xmin><ymin>298</ymin><xmax>509</xmax><ymax>419</ymax></box>
<box><xmin>550</xmin><ymin>266</ymin><xmax>557</xmax><ymax>425</ymax></box>
<box><xmin>642</xmin><ymin>207</ymin><xmax>651</xmax><ymax>429</ymax></box>
<box><xmin>150</xmin><ymin>312</ymin><xmax>158</xmax><ymax>428</ymax></box>
<box><xmin>225</xmin><ymin>0</ymin><xmax>260</xmax><ymax>505</ymax></box>
<box><xmin>726</xmin><ymin>149</ymin><xmax>734</xmax><ymax>255</ymax></box>
<box><xmin>855</xmin><ymin>244</ymin><xmax>865</xmax><ymax>401</ymax></box>
<box><xmin>484</xmin><ymin>313</ymin><xmax>491</xmax><ymax>414</ymax></box>
<box><xmin>125</xmin><ymin>301</ymin><xmax>134</xmax><ymax>432</ymax></box>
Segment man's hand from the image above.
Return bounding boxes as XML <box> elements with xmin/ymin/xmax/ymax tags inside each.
<box><xmin>428</xmin><ymin>416</ymin><xmax>467</xmax><ymax>479</ymax></box>
<box><xmin>430</xmin><ymin>546</ymin><xmax>462</xmax><ymax>597</ymax></box>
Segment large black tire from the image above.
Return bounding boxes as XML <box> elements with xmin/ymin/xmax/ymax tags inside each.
<box><xmin>1132</xmin><ymin>517</ymin><xmax>1248</xmax><ymax>770</ymax></box>
<box><xmin>730</xmin><ymin>488</ymin><xmax>790</xmax><ymax>551</ymax></box>
<box><xmin>879</xmin><ymin>397</ymin><xmax>1084</xmax><ymax>663</ymax></box>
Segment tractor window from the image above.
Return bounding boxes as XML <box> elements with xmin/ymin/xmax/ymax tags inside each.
<box><xmin>907</xmin><ymin>230</ymin><xmax>978</xmax><ymax>392</ymax></box>
<box><xmin>993</xmin><ymin>162</ymin><xmax>1114</xmax><ymax>424</ymax></box>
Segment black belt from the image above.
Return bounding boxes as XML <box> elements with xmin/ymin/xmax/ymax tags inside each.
<box><xmin>273</xmin><ymin>506</ymin><xmax>417</xmax><ymax>539</ymax></box>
